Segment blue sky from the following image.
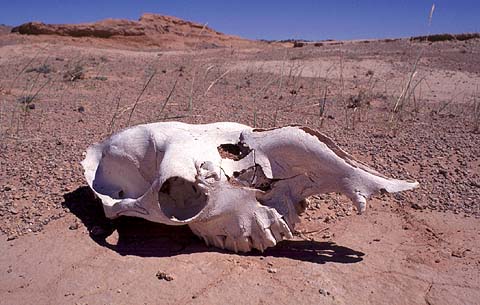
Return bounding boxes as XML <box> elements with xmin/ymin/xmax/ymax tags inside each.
<box><xmin>0</xmin><ymin>0</ymin><xmax>478</xmax><ymax>40</ymax></box>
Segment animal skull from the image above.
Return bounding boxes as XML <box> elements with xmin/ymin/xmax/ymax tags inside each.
<box><xmin>82</xmin><ymin>122</ymin><xmax>418</xmax><ymax>252</ymax></box>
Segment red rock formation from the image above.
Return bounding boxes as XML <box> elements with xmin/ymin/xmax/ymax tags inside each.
<box><xmin>11</xmin><ymin>19</ymin><xmax>145</xmax><ymax>38</ymax></box>
<box><xmin>10</xmin><ymin>13</ymin><xmax>254</xmax><ymax>49</ymax></box>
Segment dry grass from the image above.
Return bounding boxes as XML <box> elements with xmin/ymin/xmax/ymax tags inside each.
<box><xmin>473</xmin><ymin>89</ymin><xmax>480</xmax><ymax>133</ymax></box>
<box><xmin>388</xmin><ymin>3</ymin><xmax>435</xmax><ymax>136</ymax></box>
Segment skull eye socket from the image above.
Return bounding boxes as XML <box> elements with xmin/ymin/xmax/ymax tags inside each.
<box><xmin>158</xmin><ymin>177</ymin><xmax>208</xmax><ymax>222</ymax></box>
<box><xmin>217</xmin><ymin>143</ymin><xmax>251</xmax><ymax>161</ymax></box>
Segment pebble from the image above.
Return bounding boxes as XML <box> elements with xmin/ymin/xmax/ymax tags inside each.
<box><xmin>69</xmin><ymin>223</ymin><xmax>79</xmax><ymax>230</ymax></box>
<box><xmin>156</xmin><ymin>271</ymin><xmax>174</xmax><ymax>281</ymax></box>
<box><xmin>267</xmin><ymin>267</ymin><xmax>277</xmax><ymax>274</ymax></box>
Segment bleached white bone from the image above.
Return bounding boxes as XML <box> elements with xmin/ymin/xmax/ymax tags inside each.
<box><xmin>82</xmin><ymin>122</ymin><xmax>418</xmax><ymax>252</ymax></box>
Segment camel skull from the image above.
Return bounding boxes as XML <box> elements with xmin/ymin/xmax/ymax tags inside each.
<box><xmin>82</xmin><ymin>122</ymin><xmax>418</xmax><ymax>252</ymax></box>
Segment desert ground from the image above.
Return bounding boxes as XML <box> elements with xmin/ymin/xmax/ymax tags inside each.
<box><xmin>0</xmin><ymin>16</ymin><xmax>479</xmax><ymax>305</ymax></box>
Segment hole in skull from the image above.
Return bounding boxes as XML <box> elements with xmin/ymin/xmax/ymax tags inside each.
<box><xmin>230</xmin><ymin>165</ymin><xmax>274</xmax><ymax>191</ymax></box>
<box><xmin>158</xmin><ymin>177</ymin><xmax>208</xmax><ymax>222</ymax></box>
<box><xmin>217</xmin><ymin>143</ymin><xmax>251</xmax><ymax>161</ymax></box>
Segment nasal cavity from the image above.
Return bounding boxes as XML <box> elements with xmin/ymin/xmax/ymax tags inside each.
<box><xmin>158</xmin><ymin>176</ymin><xmax>208</xmax><ymax>222</ymax></box>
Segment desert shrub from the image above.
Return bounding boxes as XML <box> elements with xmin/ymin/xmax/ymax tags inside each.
<box><xmin>17</xmin><ymin>95</ymin><xmax>35</xmax><ymax>104</ymax></box>
<box><xmin>64</xmin><ymin>64</ymin><xmax>84</xmax><ymax>81</ymax></box>
<box><xmin>410</xmin><ymin>32</ymin><xmax>480</xmax><ymax>42</ymax></box>
<box><xmin>473</xmin><ymin>96</ymin><xmax>480</xmax><ymax>133</ymax></box>
<box><xmin>293</xmin><ymin>41</ymin><xmax>305</xmax><ymax>48</ymax></box>
<box><xmin>17</xmin><ymin>94</ymin><xmax>37</xmax><ymax>110</ymax></box>
<box><xmin>26</xmin><ymin>64</ymin><xmax>52</xmax><ymax>74</ymax></box>
<box><xmin>278</xmin><ymin>39</ymin><xmax>297</xmax><ymax>43</ymax></box>
<box><xmin>456</xmin><ymin>33</ymin><xmax>480</xmax><ymax>41</ymax></box>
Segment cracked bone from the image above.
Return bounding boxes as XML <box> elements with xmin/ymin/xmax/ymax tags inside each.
<box><xmin>82</xmin><ymin>122</ymin><xmax>418</xmax><ymax>252</ymax></box>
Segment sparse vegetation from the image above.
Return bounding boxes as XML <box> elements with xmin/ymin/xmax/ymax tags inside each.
<box><xmin>1</xmin><ymin>11</ymin><xmax>480</xmax><ymax>305</ymax></box>
<box><xmin>293</xmin><ymin>41</ymin><xmax>305</xmax><ymax>48</ymax></box>
<box><xmin>26</xmin><ymin>64</ymin><xmax>52</xmax><ymax>74</ymax></box>
<box><xmin>473</xmin><ymin>90</ymin><xmax>480</xmax><ymax>133</ymax></box>
<box><xmin>16</xmin><ymin>94</ymin><xmax>36</xmax><ymax>106</ymax></box>
<box><xmin>410</xmin><ymin>32</ymin><xmax>480</xmax><ymax>42</ymax></box>
<box><xmin>64</xmin><ymin>64</ymin><xmax>85</xmax><ymax>81</ymax></box>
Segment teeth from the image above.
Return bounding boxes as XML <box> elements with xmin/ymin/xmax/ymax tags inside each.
<box><xmin>279</xmin><ymin>218</ymin><xmax>293</xmax><ymax>239</ymax></box>
<box><xmin>202</xmin><ymin>236</ymin><xmax>210</xmax><ymax>246</ymax></box>
<box><xmin>236</xmin><ymin>237</ymin><xmax>252</xmax><ymax>253</ymax></box>
<box><xmin>214</xmin><ymin>235</ymin><xmax>226</xmax><ymax>249</ymax></box>
<box><xmin>225</xmin><ymin>236</ymin><xmax>238</xmax><ymax>253</ymax></box>
<box><xmin>284</xmin><ymin>229</ymin><xmax>293</xmax><ymax>240</ymax></box>
<box><xmin>251</xmin><ymin>236</ymin><xmax>264</xmax><ymax>252</ymax></box>
<box><xmin>270</xmin><ymin>225</ymin><xmax>283</xmax><ymax>241</ymax></box>
<box><xmin>353</xmin><ymin>193</ymin><xmax>367</xmax><ymax>214</ymax></box>
<box><xmin>263</xmin><ymin>229</ymin><xmax>277</xmax><ymax>248</ymax></box>
<box><xmin>258</xmin><ymin>244</ymin><xmax>264</xmax><ymax>253</ymax></box>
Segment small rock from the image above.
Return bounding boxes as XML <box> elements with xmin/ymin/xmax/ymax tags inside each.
<box><xmin>267</xmin><ymin>267</ymin><xmax>277</xmax><ymax>274</ymax></box>
<box><xmin>411</xmin><ymin>203</ymin><xmax>423</xmax><ymax>210</ymax></box>
<box><xmin>318</xmin><ymin>288</ymin><xmax>330</xmax><ymax>296</ymax></box>
<box><xmin>438</xmin><ymin>169</ymin><xmax>448</xmax><ymax>178</ymax></box>
<box><xmin>156</xmin><ymin>271</ymin><xmax>174</xmax><ymax>281</ymax></box>
<box><xmin>69</xmin><ymin>222</ymin><xmax>79</xmax><ymax>230</ymax></box>
<box><xmin>7</xmin><ymin>235</ymin><xmax>17</xmax><ymax>241</ymax></box>
<box><xmin>451</xmin><ymin>249</ymin><xmax>466</xmax><ymax>258</ymax></box>
<box><xmin>470</xmin><ymin>181</ymin><xmax>480</xmax><ymax>188</ymax></box>
<box><xmin>77</xmin><ymin>106</ymin><xmax>85</xmax><ymax>113</ymax></box>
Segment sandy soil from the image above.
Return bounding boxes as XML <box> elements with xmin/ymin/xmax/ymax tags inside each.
<box><xmin>0</xmin><ymin>32</ymin><xmax>479</xmax><ymax>304</ymax></box>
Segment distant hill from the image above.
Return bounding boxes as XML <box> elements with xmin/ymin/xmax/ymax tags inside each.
<box><xmin>10</xmin><ymin>13</ymin><xmax>256</xmax><ymax>49</ymax></box>
<box><xmin>0</xmin><ymin>24</ymin><xmax>12</xmax><ymax>35</ymax></box>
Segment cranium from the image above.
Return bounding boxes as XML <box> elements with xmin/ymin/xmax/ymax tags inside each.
<box><xmin>82</xmin><ymin>122</ymin><xmax>418</xmax><ymax>252</ymax></box>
